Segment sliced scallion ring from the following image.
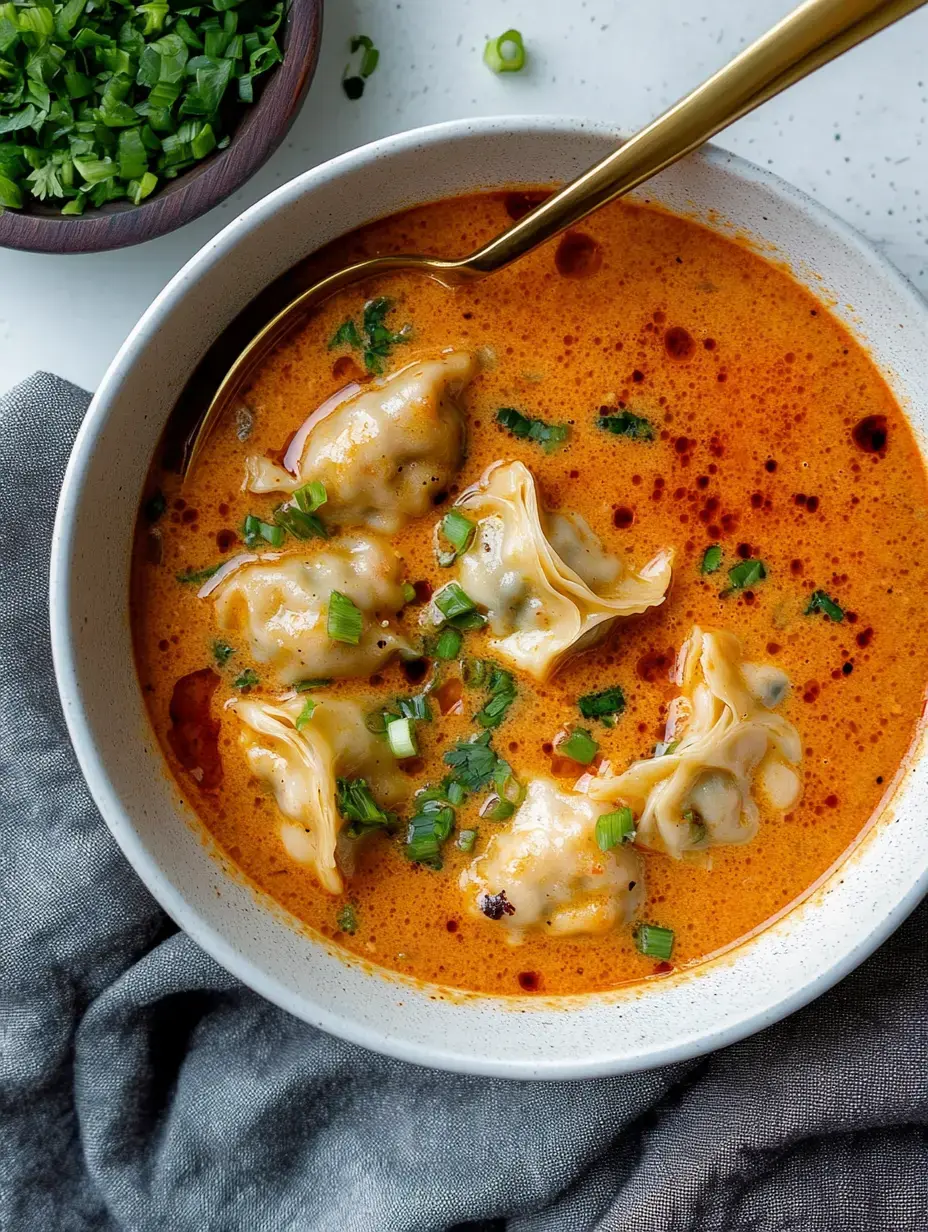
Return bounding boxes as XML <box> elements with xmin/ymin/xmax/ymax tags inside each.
<box><xmin>327</xmin><ymin>590</ymin><xmax>363</xmax><ymax>645</ymax></box>
<box><xmin>483</xmin><ymin>28</ymin><xmax>526</xmax><ymax>73</ymax></box>
<box><xmin>386</xmin><ymin>716</ymin><xmax>418</xmax><ymax>759</ymax></box>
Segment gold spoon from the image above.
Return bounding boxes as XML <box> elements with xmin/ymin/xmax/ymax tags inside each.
<box><xmin>184</xmin><ymin>0</ymin><xmax>926</xmax><ymax>474</ymax></box>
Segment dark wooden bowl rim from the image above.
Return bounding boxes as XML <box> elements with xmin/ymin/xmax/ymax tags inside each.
<box><xmin>0</xmin><ymin>0</ymin><xmax>322</xmax><ymax>255</ymax></box>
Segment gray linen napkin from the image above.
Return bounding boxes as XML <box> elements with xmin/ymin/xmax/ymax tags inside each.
<box><xmin>2</xmin><ymin>372</ymin><xmax>928</xmax><ymax>1232</ymax></box>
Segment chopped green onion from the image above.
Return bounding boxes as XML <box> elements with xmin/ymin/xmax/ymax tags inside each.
<box><xmin>634</xmin><ymin>922</ymin><xmax>675</xmax><ymax>961</ymax></box>
<box><xmin>463</xmin><ymin>659</ymin><xmax>488</xmax><ymax>688</ymax></box>
<box><xmin>701</xmin><ymin>544</ymin><xmax>723</xmax><ymax>575</ymax></box>
<box><xmin>578</xmin><ymin>686</ymin><xmax>626</xmax><ymax>722</ymax></box>
<box><xmin>598</xmin><ymin>410</ymin><xmax>655</xmax><ymax>441</ymax></box>
<box><xmin>293</xmin><ymin>481</ymin><xmax>327</xmax><ymax>514</ymax></box>
<box><xmin>437</xmin><ymin>547</ymin><xmax>457</xmax><ymax>568</ymax></box>
<box><xmin>595</xmin><ymin>807</ymin><xmax>635</xmax><ymax>852</ymax></box>
<box><xmin>405</xmin><ymin>818</ymin><xmax>442</xmax><ymax>865</ymax></box>
<box><xmin>434</xmin><ymin>582</ymin><xmax>478</xmax><ymax>623</ymax></box>
<box><xmin>443</xmin><ymin>731</ymin><xmax>503</xmax><ymax>792</ymax></box>
<box><xmin>243</xmin><ymin>513</ymin><xmax>285</xmax><ymax>548</ymax></box>
<box><xmin>336</xmin><ymin>778</ymin><xmax>395</xmax><ymax>833</ymax></box>
<box><xmin>386</xmin><ymin>717</ymin><xmax>418</xmax><ymax>759</ymax></box>
<box><xmin>328</xmin><ymin>297</ymin><xmax>412</xmax><ymax>374</ymax></box>
<box><xmin>336</xmin><ymin>903</ymin><xmax>357</xmax><ymax>934</ymax></box>
<box><xmin>473</xmin><ymin>664</ymin><xmax>517</xmax><ymax>730</ymax></box>
<box><xmin>233</xmin><ymin>668</ymin><xmax>259</xmax><ymax>690</ymax></box>
<box><xmin>446</xmin><ymin>779</ymin><xmax>466</xmax><ymax>806</ymax></box>
<box><xmin>176</xmin><ymin>563</ymin><xmax>221</xmax><ymax>584</ymax></box>
<box><xmin>212</xmin><ymin>639</ymin><xmax>234</xmax><ymax>666</ymax></box>
<box><xmin>435</xmin><ymin>626</ymin><xmax>463</xmax><ymax>661</ymax></box>
<box><xmin>449</xmin><ymin>610</ymin><xmax>488</xmax><ymax>631</ymax></box>
<box><xmin>655</xmin><ymin>739</ymin><xmax>680</xmax><ymax>757</ymax></box>
<box><xmin>457</xmin><ymin>828</ymin><xmax>478</xmax><ymax>853</ymax></box>
<box><xmin>274</xmin><ymin>503</ymin><xmax>327</xmax><ymax>541</ymax></box>
<box><xmin>402</xmin><ymin>581</ymin><xmax>417</xmax><ymax>604</ymax></box>
<box><xmin>479</xmin><ymin>794</ymin><xmax>515</xmax><ymax>822</ymax></box>
<box><xmin>294</xmin><ymin>678</ymin><xmax>332</xmax><ymax>692</ymax></box>
<box><xmin>397</xmin><ymin>694</ymin><xmax>432</xmax><ymax>722</ymax></box>
<box><xmin>558</xmin><ymin>727</ymin><xmax>599</xmax><ymax>765</ymax></box>
<box><xmin>496</xmin><ymin>406</ymin><xmax>569</xmax><ymax>453</ymax></box>
<box><xmin>805</xmin><ymin>589</ymin><xmax>844</xmax><ymax>622</ymax></box>
<box><xmin>441</xmin><ymin>510</ymin><xmax>476</xmax><ymax>555</ymax></box>
<box><xmin>723</xmin><ymin>558</ymin><xmax>768</xmax><ymax>595</ymax></box>
<box><xmin>327</xmin><ymin>591</ymin><xmax>363</xmax><ymax>645</ymax></box>
<box><xmin>295</xmin><ymin>697</ymin><xmax>316</xmax><ymax>731</ymax></box>
<box><xmin>483</xmin><ymin>27</ymin><xmax>526</xmax><ymax>73</ymax></box>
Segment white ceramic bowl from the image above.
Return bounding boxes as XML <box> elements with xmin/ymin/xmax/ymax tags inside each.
<box><xmin>50</xmin><ymin>116</ymin><xmax>928</xmax><ymax>1079</ymax></box>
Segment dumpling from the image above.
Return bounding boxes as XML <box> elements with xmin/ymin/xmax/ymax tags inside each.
<box><xmin>459</xmin><ymin>779</ymin><xmax>645</xmax><ymax>942</ymax></box>
<box><xmin>450</xmin><ymin>460</ymin><xmax>673</xmax><ymax>680</ymax></box>
<box><xmin>230</xmin><ymin>695</ymin><xmax>405</xmax><ymax>894</ymax></box>
<box><xmin>206</xmin><ymin>535</ymin><xmax>414</xmax><ymax>684</ymax></box>
<box><xmin>588</xmin><ymin>627</ymin><xmax>802</xmax><ymax>858</ymax></box>
<box><xmin>244</xmin><ymin>351</ymin><xmax>476</xmax><ymax>533</ymax></box>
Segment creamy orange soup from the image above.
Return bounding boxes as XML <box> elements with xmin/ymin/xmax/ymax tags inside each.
<box><xmin>132</xmin><ymin>192</ymin><xmax>928</xmax><ymax>996</ymax></box>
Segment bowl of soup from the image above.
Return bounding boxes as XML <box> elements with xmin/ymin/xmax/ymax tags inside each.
<box><xmin>50</xmin><ymin>116</ymin><xmax>928</xmax><ymax>1077</ymax></box>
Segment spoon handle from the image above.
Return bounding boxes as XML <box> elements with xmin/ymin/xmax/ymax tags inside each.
<box><xmin>464</xmin><ymin>0</ymin><xmax>926</xmax><ymax>275</ymax></box>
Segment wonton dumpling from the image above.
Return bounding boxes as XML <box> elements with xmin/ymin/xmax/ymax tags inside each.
<box><xmin>588</xmin><ymin>628</ymin><xmax>802</xmax><ymax>858</ymax></box>
<box><xmin>244</xmin><ymin>352</ymin><xmax>476</xmax><ymax>533</ymax></box>
<box><xmin>451</xmin><ymin>460</ymin><xmax>673</xmax><ymax>680</ymax></box>
<box><xmin>230</xmin><ymin>695</ymin><xmax>405</xmax><ymax>894</ymax></box>
<box><xmin>208</xmin><ymin>535</ymin><xmax>413</xmax><ymax>683</ymax></box>
<box><xmin>459</xmin><ymin>779</ymin><xmax>645</xmax><ymax>943</ymax></box>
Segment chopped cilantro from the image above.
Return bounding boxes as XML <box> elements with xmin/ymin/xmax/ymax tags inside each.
<box><xmin>443</xmin><ymin>731</ymin><xmax>504</xmax><ymax>792</ymax></box>
<box><xmin>212</xmin><ymin>639</ymin><xmax>234</xmax><ymax>667</ymax></box>
<box><xmin>341</xmin><ymin>33</ymin><xmax>379</xmax><ymax>100</ymax></box>
<box><xmin>496</xmin><ymin>406</ymin><xmax>569</xmax><ymax>454</ymax></box>
<box><xmin>328</xmin><ymin>296</ymin><xmax>411</xmax><ymax>374</ymax></box>
<box><xmin>722</xmin><ymin>558</ymin><xmax>768</xmax><ymax>595</ymax></box>
<box><xmin>471</xmin><ymin>662</ymin><xmax>517</xmax><ymax>730</ymax></box>
<box><xmin>578</xmin><ymin>686</ymin><xmax>625</xmax><ymax>723</ymax></box>
<box><xmin>598</xmin><ymin>410</ymin><xmax>655</xmax><ymax>441</ymax></box>
<box><xmin>805</xmin><ymin>589</ymin><xmax>844</xmax><ymax>622</ymax></box>
<box><xmin>701</xmin><ymin>544</ymin><xmax>723</xmax><ymax>575</ymax></box>
<box><xmin>336</xmin><ymin>777</ymin><xmax>397</xmax><ymax>838</ymax></box>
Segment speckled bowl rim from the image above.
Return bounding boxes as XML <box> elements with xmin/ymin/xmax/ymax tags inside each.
<box><xmin>50</xmin><ymin>116</ymin><xmax>928</xmax><ymax>1078</ymax></box>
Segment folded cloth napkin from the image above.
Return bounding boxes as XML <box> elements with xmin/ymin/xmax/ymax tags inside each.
<box><xmin>2</xmin><ymin>372</ymin><xmax>928</xmax><ymax>1232</ymax></box>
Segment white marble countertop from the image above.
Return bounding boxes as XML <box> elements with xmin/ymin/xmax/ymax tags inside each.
<box><xmin>1</xmin><ymin>0</ymin><xmax>926</xmax><ymax>395</ymax></box>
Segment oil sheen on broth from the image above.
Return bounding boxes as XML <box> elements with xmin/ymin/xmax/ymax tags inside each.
<box><xmin>132</xmin><ymin>193</ymin><xmax>928</xmax><ymax>997</ymax></box>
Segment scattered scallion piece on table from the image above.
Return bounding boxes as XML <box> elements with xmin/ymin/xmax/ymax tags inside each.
<box><xmin>496</xmin><ymin>406</ymin><xmax>569</xmax><ymax>454</ymax></box>
<box><xmin>578</xmin><ymin>685</ymin><xmax>625</xmax><ymax>724</ymax></box>
<box><xmin>595</xmin><ymin>807</ymin><xmax>635</xmax><ymax>852</ymax></box>
<box><xmin>598</xmin><ymin>410</ymin><xmax>655</xmax><ymax>441</ymax></box>
<box><xmin>558</xmin><ymin>727</ymin><xmax>599</xmax><ymax>765</ymax></box>
<box><xmin>634</xmin><ymin>922</ymin><xmax>675</xmax><ymax>961</ymax></box>
<box><xmin>341</xmin><ymin>33</ymin><xmax>379</xmax><ymax>100</ymax></box>
<box><xmin>483</xmin><ymin>28</ymin><xmax>526</xmax><ymax>73</ymax></box>
<box><xmin>0</xmin><ymin>0</ymin><xmax>284</xmax><ymax>215</ymax></box>
<box><xmin>700</xmin><ymin>544</ymin><xmax>723</xmax><ymax>575</ymax></box>
<box><xmin>805</xmin><ymin>589</ymin><xmax>844</xmax><ymax>622</ymax></box>
<box><xmin>722</xmin><ymin>558</ymin><xmax>768</xmax><ymax>596</ymax></box>
<box><xmin>327</xmin><ymin>590</ymin><xmax>363</xmax><ymax>645</ymax></box>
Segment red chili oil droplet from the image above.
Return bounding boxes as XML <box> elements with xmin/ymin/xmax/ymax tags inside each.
<box><xmin>636</xmin><ymin>647</ymin><xmax>676</xmax><ymax>684</ymax></box>
<box><xmin>852</xmin><ymin>415</ymin><xmax>888</xmax><ymax>453</ymax></box>
<box><xmin>856</xmin><ymin>627</ymin><xmax>874</xmax><ymax>648</ymax></box>
<box><xmin>413</xmin><ymin>579</ymin><xmax>433</xmax><ymax>603</ymax></box>
<box><xmin>554</xmin><ymin>231</ymin><xmax>603</xmax><ymax>278</ymax></box>
<box><xmin>168</xmin><ymin>668</ymin><xmax>222</xmax><ymax>791</ymax></box>
<box><xmin>518</xmin><ymin>971</ymin><xmax>540</xmax><ymax>992</ymax></box>
<box><xmin>216</xmin><ymin>529</ymin><xmax>237</xmax><ymax>552</ymax></box>
<box><xmin>503</xmin><ymin>190</ymin><xmax>551</xmax><ymax>221</ymax></box>
<box><xmin>613</xmin><ymin>507</ymin><xmax>635</xmax><ymax>529</ymax></box>
<box><xmin>332</xmin><ymin>355</ymin><xmax>365</xmax><ymax>383</ymax></box>
<box><xmin>435</xmin><ymin>678</ymin><xmax>463</xmax><ymax>716</ymax></box>
<box><xmin>664</xmin><ymin>326</ymin><xmax>695</xmax><ymax>359</ymax></box>
<box><xmin>446</xmin><ymin>919</ymin><xmax>459</xmax><ymax>933</ymax></box>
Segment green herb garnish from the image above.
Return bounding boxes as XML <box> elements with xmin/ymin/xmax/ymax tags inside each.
<box><xmin>336</xmin><ymin>777</ymin><xmax>397</xmax><ymax>838</ymax></box>
<box><xmin>328</xmin><ymin>296</ymin><xmax>411</xmax><ymax>375</ymax></box>
<box><xmin>456</xmin><ymin>828</ymin><xmax>477</xmax><ymax>853</ymax></box>
<box><xmin>558</xmin><ymin>727</ymin><xmax>599</xmax><ymax>765</ymax></box>
<box><xmin>805</xmin><ymin>589</ymin><xmax>844</xmax><ymax>622</ymax></box>
<box><xmin>327</xmin><ymin>590</ymin><xmax>363</xmax><ymax>645</ymax></box>
<box><xmin>176</xmin><ymin>563</ymin><xmax>221</xmax><ymax>585</ymax></box>
<box><xmin>700</xmin><ymin>544</ymin><xmax>723</xmax><ymax>575</ymax></box>
<box><xmin>435</xmin><ymin>626</ymin><xmax>463</xmax><ymax>661</ymax></box>
<box><xmin>472</xmin><ymin>662</ymin><xmax>517</xmax><ymax>730</ymax></box>
<box><xmin>386</xmin><ymin>716</ymin><xmax>418</xmax><ymax>759</ymax></box>
<box><xmin>479</xmin><ymin>794</ymin><xmax>515</xmax><ymax>822</ymax></box>
<box><xmin>243</xmin><ymin>513</ymin><xmax>284</xmax><ymax>548</ymax></box>
<box><xmin>212</xmin><ymin>639</ymin><xmax>234</xmax><ymax>667</ymax></box>
<box><xmin>598</xmin><ymin>410</ymin><xmax>655</xmax><ymax>441</ymax></box>
<box><xmin>578</xmin><ymin>686</ymin><xmax>625</xmax><ymax>723</ymax></box>
<box><xmin>496</xmin><ymin>406</ymin><xmax>569</xmax><ymax>454</ymax></box>
<box><xmin>595</xmin><ymin>807</ymin><xmax>635</xmax><ymax>852</ymax></box>
<box><xmin>341</xmin><ymin>33</ymin><xmax>379</xmax><ymax>100</ymax></box>
<box><xmin>295</xmin><ymin>697</ymin><xmax>316</xmax><ymax>731</ymax></box>
<box><xmin>441</xmin><ymin>510</ymin><xmax>476</xmax><ymax>556</ymax></box>
<box><xmin>273</xmin><ymin>503</ymin><xmax>326</xmax><ymax>541</ymax></box>
<box><xmin>293</xmin><ymin>480</ymin><xmax>327</xmax><ymax>514</ymax></box>
<box><xmin>434</xmin><ymin>582</ymin><xmax>479</xmax><ymax>624</ymax></box>
<box><xmin>0</xmin><ymin>0</ymin><xmax>284</xmax><ymax>215</ymax></box>
<box><xmin>443</xmin><ymin>731</ymin><xmax>503</xmax><ymax>793</ymax></box>
<box><xmin>722</xmin><ymin>558</ymin><xmax>768</xmax><ymax>596</ymax></box>
<box><xmin>336</xmin><ymin>903</ymin><xmax>357</xmax><ymax>934</ymax></box>
<box><xmin>294</xmin><ymin>678</ymin><xmax>332</xmax><ymax>692</ymax></box>
<box><xmin>233</xmin><ymin>668</ymin><xmax>259</xmax><ymax>690</ymax></box>
<box><xmin>483</xmin><ymin>27</ymin><xmax>525</xmax><ymax>73</ymax></box>
<box><xmin>402</xmin><ymin>581</ymin><xmax>417</xmax><ymax>604</ymax></box>
<box><xmin>634</xmin><ymin>922</ymin><xmax>675</xmax><ymax>961</ymax></box>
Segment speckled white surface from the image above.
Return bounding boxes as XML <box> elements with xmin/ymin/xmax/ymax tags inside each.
<box><xmin>1</xmin><ymin>0</ymin><xmax>927</xmax><ymax>393</ymax></box>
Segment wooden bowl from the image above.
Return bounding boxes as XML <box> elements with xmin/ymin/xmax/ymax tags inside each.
<box><xmin>0</xmin><ymin>0</ymin><xmax>322</xmax><ymax>255</ymax></box>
